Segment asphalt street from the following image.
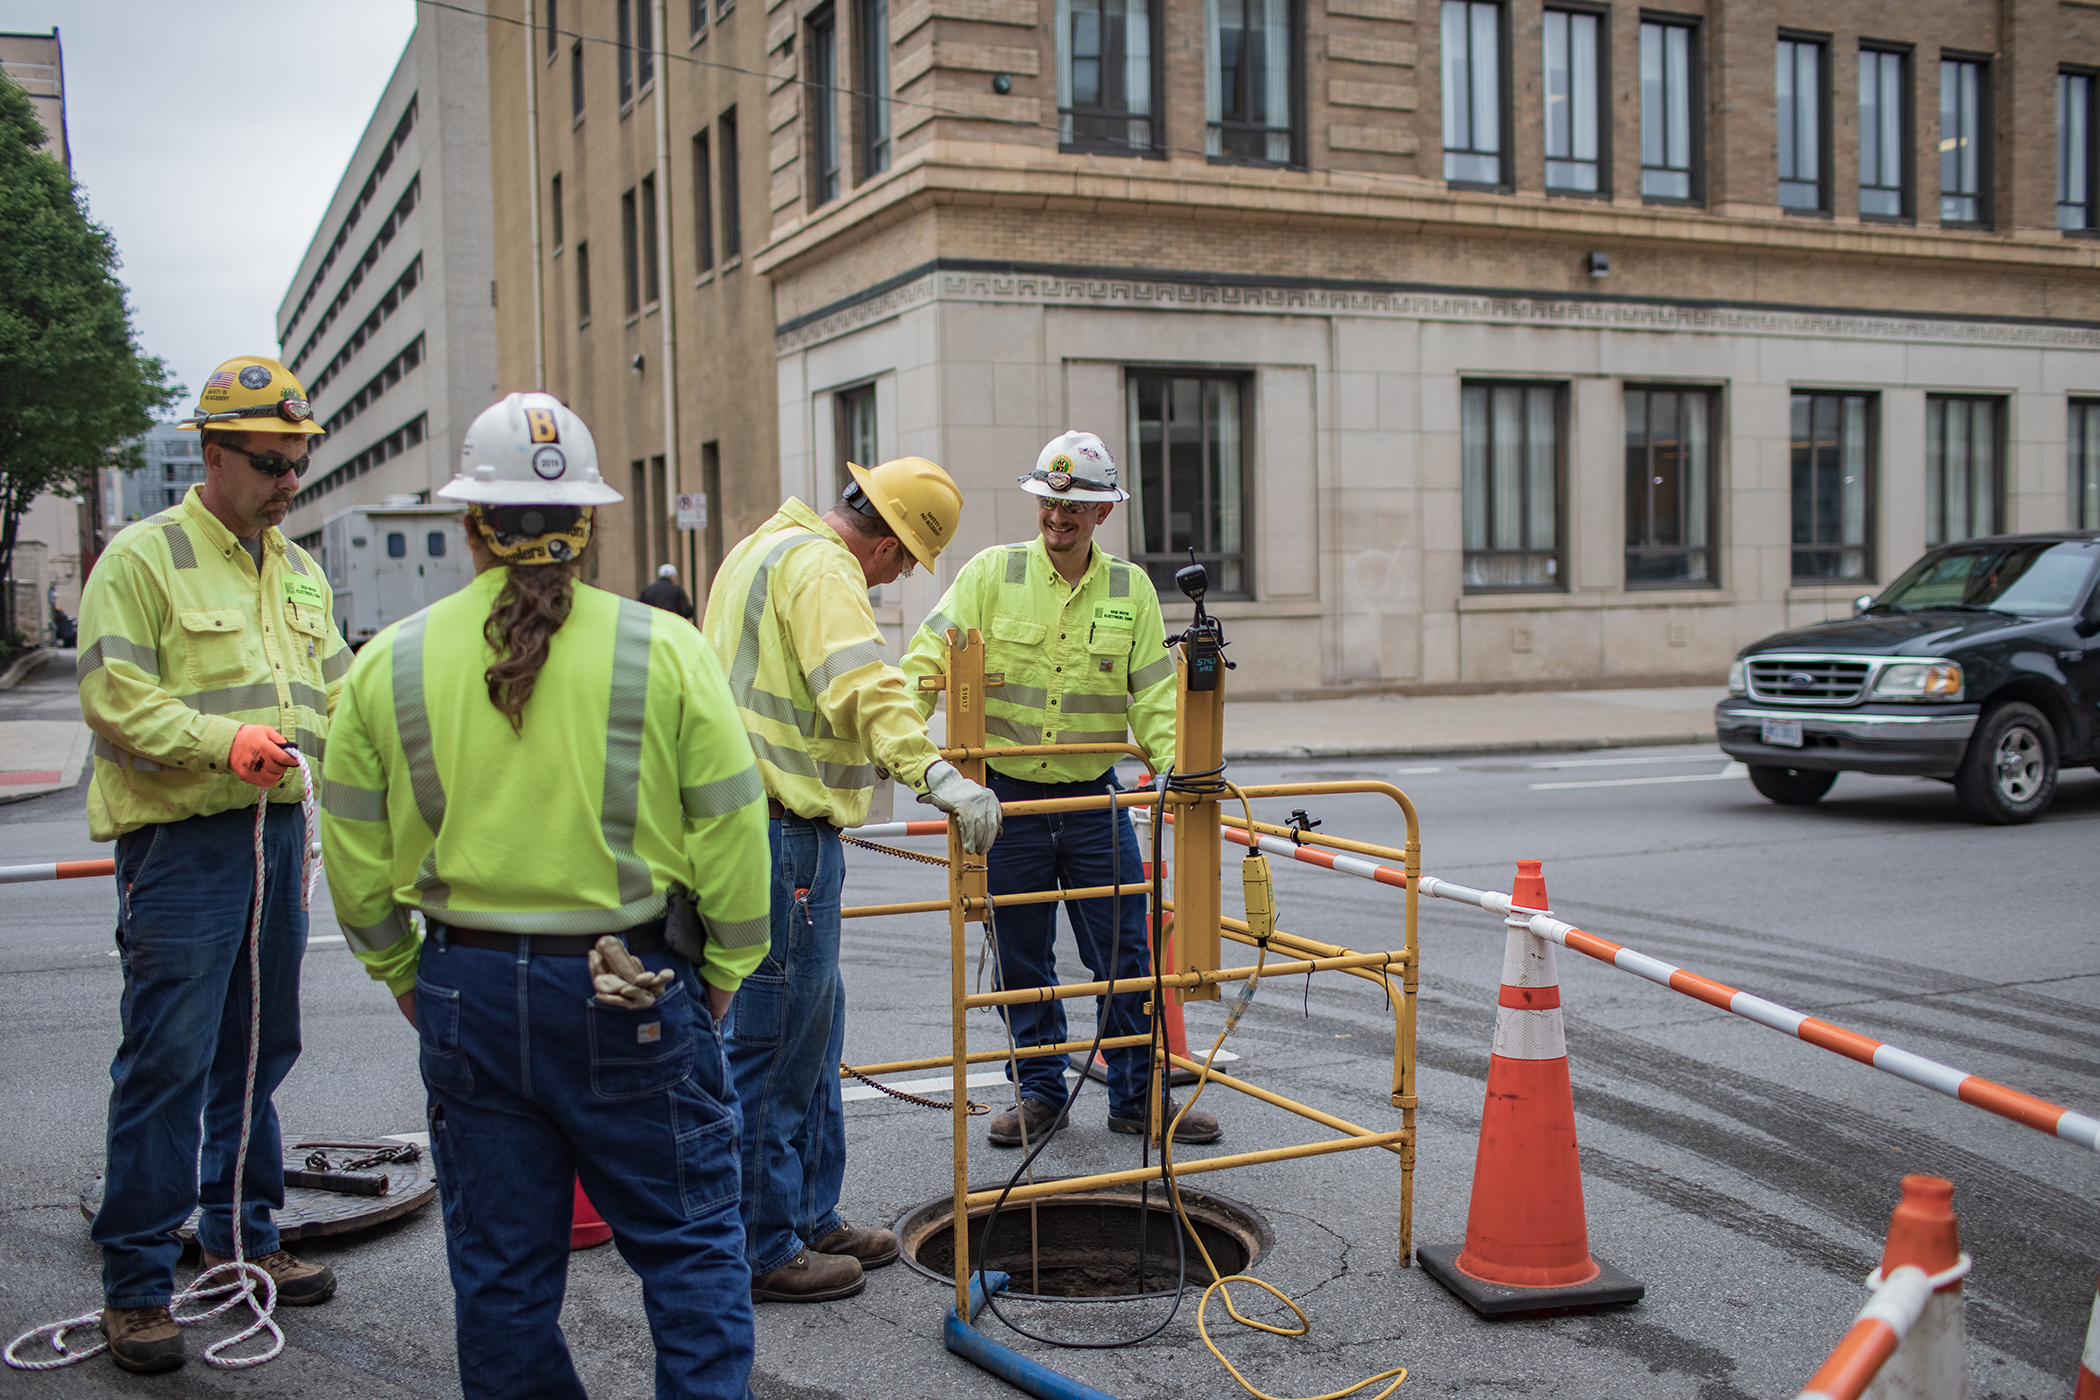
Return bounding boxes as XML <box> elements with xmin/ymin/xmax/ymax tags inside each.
<box><xmin>3</xmin><ymin>651</ymin><xmax>2096</xmax><ymax>1399</ymax></box>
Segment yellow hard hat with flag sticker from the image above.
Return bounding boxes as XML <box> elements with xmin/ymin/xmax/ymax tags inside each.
<box><xmin>178</xmin><ymin>355</ymin><xmax>323</xmax><ymax>435</ymax></box>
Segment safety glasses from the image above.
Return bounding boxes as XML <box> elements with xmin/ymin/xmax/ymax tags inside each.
<box><xmin>220</xmin><ymin>444</ymin><xmax>311</xmax><ymax>479</ymax></box>
<box><xmin>1038</xmin><ymin>497</ymin><xmax>1095</xmax><ymax>517</ymax></box>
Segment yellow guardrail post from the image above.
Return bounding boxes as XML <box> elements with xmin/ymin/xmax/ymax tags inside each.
<box><xmin>1170</xmin><ymin>647</ymin><xmax>1224</xmax><ymax>1002</ymax></box>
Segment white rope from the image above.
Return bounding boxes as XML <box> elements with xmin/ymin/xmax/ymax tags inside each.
<box><xmin>6</xmin><ymin>756</ymin><xmax>320</xmax><ymax>1372</ymax></box>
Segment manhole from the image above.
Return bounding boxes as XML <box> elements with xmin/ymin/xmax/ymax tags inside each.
<box><xmin>80</xmin><ymin>1139</ymin><xmax>437</xmax><ymax>1244</ymax></box>
<box><xmin>896</xmin><ymin>1183</ymin><xmax>1272</xmax><ymax>1299</ymax></box>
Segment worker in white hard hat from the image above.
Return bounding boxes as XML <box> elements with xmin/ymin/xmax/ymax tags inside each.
<box><xmin>902</xmin><ymin>431</ymin><xmax>1221</xmax><ymax>1151</ymax></box>
<box><xmin>322</xmin><ymin>392</ymin><xmax>770</xmax><ymax>1399</ymax></box>
<box><xmin>640</xmin><ymin>561</ymin><xmax>695</xmax><ymax>619</ymax></box>
<box><xmin>701</xmin><ymin>456</ymin><xmax>1002</xmax><ymax>1303</ymax></box>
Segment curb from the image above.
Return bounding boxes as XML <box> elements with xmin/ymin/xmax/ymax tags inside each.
<box><xmin>0</xmin><ymin>649</ymin><xmax>59</xmax><ymax>692</ymax></box>
<box><xmin>1222</xmin><ymin>728</ymin><xmax>1717</xmax><ymax>762</ymax></box>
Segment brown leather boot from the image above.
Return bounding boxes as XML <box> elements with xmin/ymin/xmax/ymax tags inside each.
<box><xmin>750</xmin><ymin>1248</ymin><xmax>865</xmax><ymax>1302</ymax></box>
<box><xmin>986</xmin><ymin>1096</ymin><xmax>1069</xmax><ymax>1149</ymax></box>
<box><xmin>199</xmin><ymin>1248</ymin><xmax>337</xmax><ymax>1306</ymax></box>
<box><xmin>1107</xmin><ymin>1095</ymin><xmax>1223</xmax><ymax>1144</ymax></box>
<box><xmin>811</xmin><ymin>1218</ymin><xmax>899</xmax><ymax>1269</ymax></box>
<box><xmin>101</xmin><ymin>1305</ymin><xmax>184</xmax><ymax>1375</ymax></box>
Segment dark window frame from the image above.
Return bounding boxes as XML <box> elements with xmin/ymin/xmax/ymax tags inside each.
<box><xmin>1460</xmin><ymin>380</ymin><xmax>1569</xmax><ymax>594</ymax></box>
<box><xmin>1776</xmin><ymin>31</ymin><xmax>1831</xmax><ymax>216</ymax></box>
<box><xmin>1542</xmin><ymin>3</ymin><xmax>1609</xmax><ymax>199</ymax></box>
<box><xmin>640</xmin><ymin>173</ymin><xmax>660</xmax><ymax>306</ymax></box>
<box><xmin>545</xmin><ymin>0</ymin><xmax>559</xmax><ymax>58</ymax></box>
<box><xmin>1441</xmin><ymin>0</ymin><xmax>1510</xmax><ymax>190</ymax></box>
<box><xmin>571</xmin><ymin>38</ymin><xmax>586</xmax><ymax>120</ymax></box>
<box><xmin>1125</xmin><ymin>369</ymin><xmax>1257</xmax><ymax>601</ymax></box>
<box><xmin>692</xmin><ymin>130</ymin><xmax>715</xmax><ymax>272</ymax></box>
<box><xmin>2072</xmin><ymin>399</ymin><xmax>2100</xmax><ymax>529</ymax></box>
<box><xmin>1924</xmin><ymin>394</ymin><xmax>2005</xmax><ymax>544</ymax></box>
<box><xmin>620</xmin><ymin>188</ymin><xmax>641</xmax><ymax>316</ymax></box>
<box><xmin>550</xmin><ymin>172</ymin><xmax>564</xmax><ymax>250</ymax></box>
<box><xmin>833</xmin><ymin>382</ymin><xmax>878</xmax><ymax>501</ymax></box>
<box><xmin>2060</xmin><ymin>66</ymin><xmax>2098</xmax><ymax>234</ymax></box>
<box><xmin>1789</xmin><ymin>390</ymin><xmax>1876</xmax><ymax>582</ymax></box>
<box><xmin>859</xmin><ymin>0</ymin><xmax>892</xmax><ymax>178</ymax></box>
<box><xmin>808</xmin><ymin>6</ymin><xmax>841</xmax><ymax>206</ymax></box>
<box><xmin>690</xmin><ymin>0</ymin><xmax>708</xmax><ymax>40</ymax></box>
<box><xmin>618</xmin><ymin>0</ymin><xmax>635</xmax><ymax>108</ymax></box>
<box><xmin>575</xmin><ymin>240</ymin><xmax>592</xmax><ymax>323</ymax></box>
<box><xmin>1638</xmin><ymin>12</ymin><xmax>1702</xmax><ymax>206</ymax></box>
<box><xmin>1937</xmin><ymin>51</ymin><xmax>1991</xmax><ymax>228</ymax></box>
<box><xmin>1623</xmin><ymin>382</ymin><xmax>1721</xmax><ymax>588</ymax></box>
<box><xmin>720</xmin><ymin>107</ymin><xmax>743</xmax><ymax>259</ymax></box>
<box><xmin>1058</xmin><ymin>0</ymin><xmax>1167</xmax><ymax>157</ymax></box>
<box><xmin>1857</xmin><ymin>42</ymin><xmax>1912</xmax><ymax>222</ymax></box>
<box><xmin>1206</xmin><ymin>0</ymin><xmax>1305</xmax><ymax>168</ymax></box>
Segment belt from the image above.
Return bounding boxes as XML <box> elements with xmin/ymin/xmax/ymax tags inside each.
<box><xmin>767</xmin><ymin>799</ymin><xmax>835</xmax><ymax>827</ymax></box>
<box><xmin>434</xmin><ymin>917</ymin><xmax>668</xmax><ymax>957</ymax></box>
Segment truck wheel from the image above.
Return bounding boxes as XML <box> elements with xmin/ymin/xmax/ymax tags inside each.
<box><xmin>1954</xmin><ymin>702</ymin><xmax>2058</xmax><ymax>825</ymax></box>
<box><xmin>1748</xmin><ymin>765</ymin><xmax>1837</xmax><ymax>805</ymax></box>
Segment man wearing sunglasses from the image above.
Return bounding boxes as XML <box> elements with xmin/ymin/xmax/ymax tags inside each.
<box><xmin>74</xmin><ymin>354</ymin><xmax>351</xmax><ymax>1373</ymax></box>
<box><xmin>901</xmin><ymin>432</ymin><xmax>1223</xmax><ymax>1154</ymax></box>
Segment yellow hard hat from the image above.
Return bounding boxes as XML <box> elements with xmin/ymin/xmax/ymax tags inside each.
<box><xmin>846</xmin><ymin>456</ymin><xmax>963</xmax><ymax>571</ymax></box>
<box><xmin>178</xmin><ymin>355</ymin><xmax>323</xmax><ymax>435</ymax></box>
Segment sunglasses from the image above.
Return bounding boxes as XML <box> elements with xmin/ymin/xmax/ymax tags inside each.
<box><xmin>221</xmin><ymin>444</ymin><xmax>311</xmax><ymax>479</ymax></box>
<box><xmin>1038</xmin><ymin>498</ymin><xmax>1096</xmax><ymax>517</ymax></box>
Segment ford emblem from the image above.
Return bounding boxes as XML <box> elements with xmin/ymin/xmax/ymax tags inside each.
<box><xmin>1786</xmin><ymin>672</ymin><xmax>1815</xmax><ymax>688</ymax></box>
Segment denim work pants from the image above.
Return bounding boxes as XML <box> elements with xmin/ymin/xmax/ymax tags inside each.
<box><xmin>96</xmin><ymin>803</ymin><xmax>307</xmax><ymax>1310</ymax></box>
<box><xmin>418</xmin><ymin>929</ymin><xmax>753</xmax><ymax>1400</ymax></box>
<box><xmin>724</xmin><ymin>815</ymin><xmax>846</xmax><ymax>1277</ymax></box>
<box><xmin>983</xmin><ymin>773</ymin><xmax>1156</xmax><ymax>1120</ymax></box>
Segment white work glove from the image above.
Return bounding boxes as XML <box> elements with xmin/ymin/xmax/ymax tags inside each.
<box><xmin>589</xmin><ymin>936</ymin><xmax>677</xmax><ymax>1009</ymax></box>
<box><xmin>923</xmin><ymin>760</ymin><xmax>1003</xmax><ymax>854</ymax></box>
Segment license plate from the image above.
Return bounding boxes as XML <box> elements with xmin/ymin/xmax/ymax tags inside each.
<box><xmin>1761</xmin><ymin>718</ymin><xmax>1803</xmax><ymax>748</ymax></box>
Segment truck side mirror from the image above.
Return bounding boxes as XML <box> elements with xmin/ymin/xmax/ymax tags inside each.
<box><xmin>2076</xmin><ymin>592</ymin><xmax>2100</xmax><ymax>638</ymax></box>
<box><xmin>1852</xmin><ymin>594</ymin><xmax>1876</xmax><ymax>617</ymax></box>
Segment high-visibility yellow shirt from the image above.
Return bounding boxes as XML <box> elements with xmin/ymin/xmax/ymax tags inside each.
<box><xmin>700</xmin><ymin>497</ymin><xmax>942</xmax><ymax>828</ymax></box>
<box><xmin>75</xmin><ymin>485</ymin><xmax>351</xmax><ymax>841</ymax></box>
<box><xmin>902</xmin><ymin>536</ymin><xmax>1177</xmax><ymax>783</ymax></box>
<box><xmin>320</xmin><ymin>567</ymin><xmax>772</xmax><ymax>998</ymax></box>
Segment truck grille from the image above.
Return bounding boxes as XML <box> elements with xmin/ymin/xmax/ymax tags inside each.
<box><xmin>1746</xmin><ymin>657</ymin><xmax>1873</xmax><ymax>705</ymax></box>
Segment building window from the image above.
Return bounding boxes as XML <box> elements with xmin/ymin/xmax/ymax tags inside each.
<box><xmin>1639</xmin><ymin>19</ymin><xmax>1696</xmax><ymax>201</ymax></box>
<box><xmin>809</xmin><ymin>8</ymin><xmax>840</xmax><ymax>204</ymax></box>
<box><xmin>2070</xmin><ymin>401</ymin><xmax>2100</xmax><ymax>529</ymax></box>
<box><xmin>1939</xmin><ymin>57</ymin><xmax>1986</xmax><ymax>225</ymax></box>
<box><xmin>640</xmin><ymin>174</ymin><xmax>660</xmax><ymax>305</ymax></box>
<box><xmin>2060</xmin><ymin>70</ymin><xmax>2094</xmax><ymax>231</ymax></box>
<box><xmin>1207</xmin><ymin>0</ymin><xmax>1295</xmax><ymax>165</ymax></box>
<box><xmin>1127</xmin><ymin>373</ymin><xmax>1251</xmax><ymax>598</ymax></box>
<box><xmin>571</xmin><ymin>39</ymin><xmax>585</xmax><ymax>118</ymax></box>
<box><xmin>575</xmin><ymin>241</ymin><xmax>591</xmax><ymax>322</ymax></box>
<box><xmin>720</xmin><ymin>108</ymin><xmax>742</xmax><ymax>257</ymax></box>
<box><xmin>1775</xmin><ymin>36</ymin><xmax>1825</xmax><ymax>212</ymax></box>
<box><xmin>692</xmin><ymin>131</ymin><xmax>714</xmax><ymax>272</ymax></box>
<box><xmin>1441</xmin><ymin>1</ymin><xmax>1502</xmax><ymax>185</ymax></box>
<box><xmin>1059</xmin><ymin>0</ymin><xmax>1157</xmax><ymax>154</ymax></box>
<box><xmin>1461</xmin><ymin>383</ymin><xmax>1563</xmax><ymax>592</ymax></box>
<box><xmin>835</xmin><ymin>382</ymin><xmax>877</xmax><ymax>499</ymax></box>
<box><xmin>1624</xmin><ymin>386</ymin><xmax>1716</xmax><ymax>586</ymax></box>
<box><xmin>618</xmin><ymin>0</ymin><xmax>635</xmax><ymax>106</ymax></box>
<box><xmin>546</xmin><ymin>0</ymin><xmax>559</xmax><ymax>56</ymax></box>
<box><xmin>1925</xmin><ymin>396</ymin><xmax>2000</xmax><ymax>544</ymax></box>
<box><xmin>621</xmin><ymin>188</ymin><xmax>640</xmax><ymax>315</ymax></box>
<box><xmin>691</xmin><ymin>0</ymin><xmax>707</xmax><ymax>38</ymax></box>
<box><xmin>1791</xmin><ymin>392</ymin><xmax>1872</xmax><ymax>581</ymax></box>
<box><xmin>637</xmin><ymin>0</ymin><xmax>655</xmax><ymax>88</ymax></box>
<box><xmin>860</xmin><ymin>0</ymin><xmax>891</xmax><ymax>176</ymax></box>
<box><xmin>1542</xmin><ymin>8</ymin><xmax>1601</xmax><ymax>194</ymax></box>
<box><xmin>1858</xmin><ymin>47</ymin><xmax>1907</xmax><ymax>219</ymax></box>
<box><xmin>551</xmin><ymin>172</ymin><xmax>564</xmax><ymax>249</ymax></box>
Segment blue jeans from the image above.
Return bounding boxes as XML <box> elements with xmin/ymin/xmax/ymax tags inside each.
<box><xmin>418</xmin><ymin>928</ymin><xmax>753</xmax><ymax>1400</ymax></box>
<box><xmin>724</xmin><ymin>815</ymin><xmax>846</xmax><ymax>1277</ymax></box>
<box><xmin>984</xmin><ymin>773</ymin><xmax>1156</xmax><ymax>1120</ymax></box>
<box><xmin>96</xmin><ymin>803</ymin><xmax>307</xmax><ymax>1310</ymax></box>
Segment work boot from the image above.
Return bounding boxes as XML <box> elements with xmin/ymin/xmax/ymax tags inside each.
<box><xmin>751</xmin><ymin>1249</ymin><xmax>865</xmax><ymax>1303</ymax></box>
<box><xmin>100</xmin><ymin>1305</ymin><xmax>184</xmax><ymax>1375</ymax></box>
<box><xmin>1108</xmin><ymin>1095</ymin><xmax>1223</xmax><ymax>1145</ymax></box>
<box><xmin>812</xmin><ymin>1218</ymin><xmax>899</xmax><ymax>1270</ymax></box>
<box><xmin>198</xmin><ymin>1248</ymin><xmax>338</xmax><ymax>1306</ymax></box>
<box><xmin>986</xmin><ymin>1096</ymin><xmax>1069</xmax><ymax>1149</ymax></box>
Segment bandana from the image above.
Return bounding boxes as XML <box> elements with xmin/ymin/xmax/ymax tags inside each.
<box><xmin>471</xmin><ymin>505</ymin><xmax>595</xmax><ymax>567</ymax></box>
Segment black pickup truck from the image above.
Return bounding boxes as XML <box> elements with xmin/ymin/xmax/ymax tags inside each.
<box><xmin>1715</xmin><ymin>533</ymin><xmax>2100</xmax><ymax>824</ymax></box>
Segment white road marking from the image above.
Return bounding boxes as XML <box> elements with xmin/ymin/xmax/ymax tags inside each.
<box><xmin>1529</xmin><ymin>762</ymin><xmax>1748</xmax><ymax>791</ymax></box>
<box><xmin>1527</xmin><ymin>752</ymin><xmax>1725</xmax><ymax>770</ymax></box>
<box><xmin>311</xmin><ymin>934</ymin><xmax>345</xmax><ymax>946</ymax></box>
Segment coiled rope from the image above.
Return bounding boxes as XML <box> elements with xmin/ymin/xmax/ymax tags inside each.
<box><xmin>6</xmin><ymin>755</ymin><xmax>321</xmax><ymax>1372</ymax></box>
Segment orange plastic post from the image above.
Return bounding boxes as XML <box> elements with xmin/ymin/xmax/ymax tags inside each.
<box><xmin>571</xmin><ymin>1177</ymin><xmax>613</xmax><ymax>1250</ymax></box>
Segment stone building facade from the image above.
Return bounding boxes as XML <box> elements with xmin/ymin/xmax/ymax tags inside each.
<box><xmin>490</xmin><ymin>0</ymin><xmax>2100</xmax><ymax>692</ymax></box>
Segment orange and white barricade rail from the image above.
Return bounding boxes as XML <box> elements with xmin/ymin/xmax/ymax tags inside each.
<box><xmin>838</xmin><ymin>820</ymin><xmax>950</xmax><ymax>840</ymax></box>
<box><xmin>1796</xmin><ymin>1265</ymin><xmax>1942</xmax><ymax>1400</ymax></box>
<box><xmin>1797</xmin><ymin>1174</ymin><xmax>1971</xmax><ymax>1400</ymax></box>
<box><xmin>0</xmin><ymin>858</ymin><xmax>115</xmax><ymax>884</ymax></box>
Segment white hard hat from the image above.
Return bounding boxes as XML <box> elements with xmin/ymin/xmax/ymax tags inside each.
<box><xmin>437</xmin><ymin>392</ymin><xmax>623</xmax><ymax>506</ymax></box>
<box><xmin>1020</xmin><ymin>431</ymin><xmax>1128</xmax><ymax>503</ymax></box>
<box><xmin>658</xmin><ymin>563</ymin><xmax>678</xmax><ymax>579</ymax></box>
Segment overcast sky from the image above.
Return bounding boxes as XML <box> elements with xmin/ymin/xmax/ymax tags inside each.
<box><xmin>1</xmin><ymin>1</ymin><xmax>420</xmax><ymax>413</ymax></box>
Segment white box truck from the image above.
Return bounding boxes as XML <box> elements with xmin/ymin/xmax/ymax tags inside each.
<box><xmin>321</xmin><ymin>502</ymin><xmax>474</xmax><ymax>646</ymax></box>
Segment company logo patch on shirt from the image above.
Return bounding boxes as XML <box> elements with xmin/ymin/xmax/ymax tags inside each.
<box><xmin>637</xmin><ymin>1022</ymin><xmax>662</xmax><ymax>1044</ymax></box>
<box><xmin>283</xmin><ymin>576</ymin><xmax>326</xmax><ymax>609</ymax></box>
<box><xmin>1099</xmin><ymin>658</ymin><xmax>1115</xmax><ymax>672</ymax></box>
<box><xmin>1093</xmin><ymin>604</ymin><xmax>1136</xmax><ymax>626</ymax></box>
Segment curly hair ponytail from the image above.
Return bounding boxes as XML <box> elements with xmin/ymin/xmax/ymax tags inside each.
<box><xmin>483</xmin><ymin>562</ymin><xmax>577</xmax><ymax>728</ymax></box>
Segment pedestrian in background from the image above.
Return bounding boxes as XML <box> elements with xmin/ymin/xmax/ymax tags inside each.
<box><xmin>640</xmin><ymin>562</ymin><xmax>695</xmax><ymax>620</ymax></box>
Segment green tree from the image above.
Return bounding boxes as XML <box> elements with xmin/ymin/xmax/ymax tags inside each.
<box><xmin>0</xmin><ymin>72</ymin><xmax>179</xmax><ymax>649</ymax></box>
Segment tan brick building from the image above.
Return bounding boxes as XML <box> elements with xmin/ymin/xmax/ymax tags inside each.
<box><xmin>487</xmin><ymin>0</ymin><xmax>2100</xmax><ymax>693</ymax></box>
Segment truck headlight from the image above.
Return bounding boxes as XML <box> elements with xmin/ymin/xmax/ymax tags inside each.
<box><xmin>1727</xmin><ymin>659</ymin><xmax>1746</xmax><ymax>695</ymax></box>
<box><xmin>1871</xmin><ymin>662</ymin><xmax>1963</xmax><ymax>701</ymax></box>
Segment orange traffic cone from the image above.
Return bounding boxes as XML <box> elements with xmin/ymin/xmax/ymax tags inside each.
<box><xmin>571</xmin><ymin>1177</ymin><xmax>613</xmax><ymax>1250</ymax></box>
<box><xmin>2075</xmin><ymin>1273</ymin><xmax>2100</xmax><ymax>1400</ymax></box>
<box><xmin>1419</xmin><ymin>860</ymin><xmax>1643</xmax><ymax>1315</ymax></box>
<box><xmin>1861</xmin><ymin>1175</ymin><xmax>1967</xmax><ymax>1400</ymax></box>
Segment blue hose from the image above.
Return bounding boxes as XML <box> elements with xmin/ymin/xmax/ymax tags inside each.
<box><xmin>944</xmin><ymin>1272</ymin><xmax>1121</xmax><ymax>1400</ymax></box>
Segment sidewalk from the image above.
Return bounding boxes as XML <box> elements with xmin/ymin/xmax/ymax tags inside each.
<box><xmin>0</xmin><ymin>650</ymin><xmax>89</xmax><ymax>805</ymax></box>
<box><xmin>1223</xmin><ymin>685</ymin><xmax>1726</xmax><ymax>760</ymax></box>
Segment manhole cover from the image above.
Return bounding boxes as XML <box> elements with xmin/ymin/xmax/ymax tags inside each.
<box><xmin>896</xmin><ymin>1183</ymin><xmax>1272</xmax><ymax>1299</ymax></box>
<box><xmin>81</xmin><ymin>1140</ymin><xmax>437</xmax><ymax>1243</ymax></box>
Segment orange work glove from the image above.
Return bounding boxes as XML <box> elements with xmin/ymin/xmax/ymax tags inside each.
<box><xmin>230</xmin><ymin>725</ymin><xmax>294</xmax><ymax>788</ymax></box>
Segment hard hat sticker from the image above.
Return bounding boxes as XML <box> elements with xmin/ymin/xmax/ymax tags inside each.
<box><xmin>524</xmin><ymin>407</ymin><xmax>561</xmax><ymax>444</ymax></box>
<box><xmin>206</xmin><ymin>369</ymin><xmax>236</xmax><ymax>389</ymax></box>
<box><xmin>532</xmin><ymin>445</ymin><xmax>568</xmax><ymax>479</ymax></box>
<box><xmin>239</xmin><ymin>365</ymin><xmax>273</xmax><ymax>390</ymax></box>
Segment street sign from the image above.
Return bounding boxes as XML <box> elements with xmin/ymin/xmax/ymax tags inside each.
<box><xmin>676</xmin><ymin>493</ymin><xmax>708</xmax><ymax>530</ymax></box>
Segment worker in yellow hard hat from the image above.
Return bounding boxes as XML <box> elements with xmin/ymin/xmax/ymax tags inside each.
<box><xmin>701</xmin><ymin>456</ymin><xmax>1002</xmax><ymax>1303</ymax></box>
<box><xmin>76</xmin><ymin>354</ymin><xmax>342</xmax><ymax>1374</ymax></box>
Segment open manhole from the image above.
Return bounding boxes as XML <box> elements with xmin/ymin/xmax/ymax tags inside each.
<box><xmin>896</xmin><ymin>1183</ymin><xmax>1272</xmax><ymax>1299</ymax></box>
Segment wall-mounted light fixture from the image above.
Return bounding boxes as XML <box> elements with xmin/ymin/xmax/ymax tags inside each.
<box><xmin>1586</xmin><ymin>251</ymin><xmax>1610</xmax><ymax>279</ymax></box>
<box><xmin>992</xmin><ymin>72</ymin><xmax>1012</xmax><ymax>94</ymax></box>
